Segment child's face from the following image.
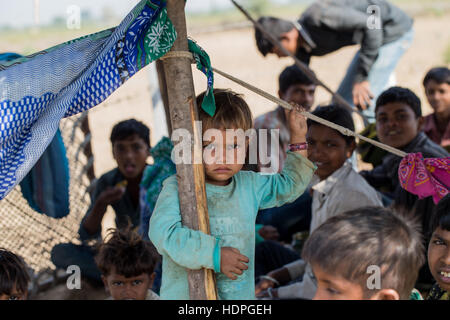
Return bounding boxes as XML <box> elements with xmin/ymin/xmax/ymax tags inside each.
<box><xmin>102</xmin><ymin>270</ymin><xmax>155</xmax><ymax>300</ymax></box>
<box><xmin>311</xmin><ymin>264</ymin><xmax>366</xmax><ymax>300</ymax></box>
<box><xmin>428</xmin><ymin>227</ymin><xmax>450</xmax><ymax>292</ymax></box>
<box><xmin>0</xmin><ymin>286</ymin><xmax>27</xmax><ymax>300</ymax></box>
<box><xmin>280</xmin><ymin>83</ymin><xmax>316</xmax><ymax>111</ymax></box>
<box><xmin>306</xmin><ymin>125</ymin><xmax>354</xmax><ymax>181</ymax></box>
<box><xmin>376</xmin><ymin>102</ymin><xmax>422</xmax><ymax>149</ymax></box>
<box><xmin>311</xmin><ymin>264</ymin><xmax>400</xmax><ymax>300</ymax></box>
<box><xmin>203</xmin><ymin>129</ymin><xmax>248</xmax><ymax>186</ymax></box>
<box><xmin>424</xmin><ymin>80</ymin><xmax>450</xmax><ymax>114</ymax></box>
<box><xmin>112</xmin><ymin>134</ymin><xmax>149</xmax><ymax>180</ymax></box>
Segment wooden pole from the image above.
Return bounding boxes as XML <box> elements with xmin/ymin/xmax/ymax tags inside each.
<box><xmin>155</xmin><ymin>60</ymin><xmax>173</xmax><ymax>136</ymax></box>
<box><xmin>162</xmin><ymin>0</ymin><xmax>218</xmax><ymax>300</ymax></box>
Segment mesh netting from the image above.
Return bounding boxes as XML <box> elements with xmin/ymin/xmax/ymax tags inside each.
<box><xmin>0</xmin><ymin>112</ymin><xmax>93</xmax><ymax>274</ymax></box>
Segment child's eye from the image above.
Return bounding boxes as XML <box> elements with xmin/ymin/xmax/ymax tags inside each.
<box><xmin>432</xmin><ymin>239</ymin><xmax>445</xmax><ymax>246</ymax></box>
<box><xmin>8</xmin><ymin>295</ymin><xmax>19</xmax><ymax>300</ymax></box>
<box><xmin>132</xmin><ymin>280</ymin><xmax>143</xmax><ymax>286</ymax></box>
<box><xmin>133</xmin><ymin>144</ymin><xmax>143</xmax><ymax>151</ymax></box>
<box><xmin>113</xmin><ymin>281</ymin><xmax>123</xmax><ymax>286</ymax></box>
<box><xmin>326</xmin><ymin>287</ymin><xmax>340</xmax><ymax>295</ymax></box>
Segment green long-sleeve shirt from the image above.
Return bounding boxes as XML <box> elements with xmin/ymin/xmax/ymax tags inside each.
<box><xmin>149</xmin><ymin>151</ymin><xmax>316</xmax><ymax>299</ymax></box>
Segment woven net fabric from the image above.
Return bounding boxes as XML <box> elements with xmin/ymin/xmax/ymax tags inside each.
<box><xmin>0</xmin><ymin>113</ymin><xmax>92</xmax><ymax>274</ymax></box>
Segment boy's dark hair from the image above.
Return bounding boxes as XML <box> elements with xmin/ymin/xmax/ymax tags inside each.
<box><xmin>0</xmin><ymin>249</ymin><xmax>30</xmax><ymax>296</ymax></box>
<box><xmin>95</xmin><ymin>227</ymin><xmax>159</xmax><ymax>278</ymax></box>
<box><xmin>255</xmin><ymin>16</ymin><xmax>295</xmax><ymax>56</ymax></box>
<box><xmin>302</xmin><ymin>206</ymin><xmax>425</xmax><ymax>300</ymax></box>
<box><xmin>306</xmin><ymin>104</ymin><xmax>355</xmax><ymax>145</ymax></box>
<box><xmin>423</xmin><ymin>67</ymin><xmax>450</xmax><ymax>87</ymax></box>
<box><xmin>197</xmin><ymin>89</ymin><xmax>253</xmax><ymax>132</ymax></box>
<box><xmin>279</xmin><ymin>65</ymin><xmax>315</xmax><ymax>93</ymax></box>
<box><xmin>110</xmin><ymin>119</ymin><xmax>150</xmax><ymax>147</ymax></box>
<box><xmin>375</xmin><ymin>87</ymin><xmax>422</xmax><ymax>118</ymax></box>
<box><xmin>430</xmin><ymin>194</ymin><xmax>450</xmax><ymax>233</ymax></box>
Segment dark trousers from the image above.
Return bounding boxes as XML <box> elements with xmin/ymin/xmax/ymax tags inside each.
<box><xmin>255</xmin><ymin>240</ymin><xmax>300</xmax><ymax>280</ymax></box>
<box><xmin>256</xmin><ymin>191</ymin><xmax>312</xmax><ymax>243</ymax></box>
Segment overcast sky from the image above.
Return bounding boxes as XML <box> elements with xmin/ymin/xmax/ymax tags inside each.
<box><xmin>0</xmin><ymin>0</ymin><xmax>242</xmax><ymax>28</ymax></box>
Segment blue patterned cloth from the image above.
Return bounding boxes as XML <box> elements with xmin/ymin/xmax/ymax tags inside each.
<box><xmin>0</xmin><ymin>0</ymin><xmax>176</xmax><ymax>200</ymax></box>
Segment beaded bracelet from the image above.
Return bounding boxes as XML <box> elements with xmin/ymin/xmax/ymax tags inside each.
<box><xmin>288</xmin><ymin>142</ymin><xmax>308</xmax><ymax>152</ymax></box>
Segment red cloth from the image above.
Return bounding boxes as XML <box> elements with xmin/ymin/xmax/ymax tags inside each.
<box><xmin>398</xmin><ymin>152</ymin><xmax>449</xmax><ymax>204</ymax></box>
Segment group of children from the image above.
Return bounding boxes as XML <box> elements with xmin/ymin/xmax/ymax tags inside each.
<box><xmin>1</xmin><ymin>63</ymin><xmax>449</xmax><ymax>300</ymax></box>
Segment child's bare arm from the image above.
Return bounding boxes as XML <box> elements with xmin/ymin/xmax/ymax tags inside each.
<box><xmin>220</xmin><ymin>247</ymin><xmax>249</xmax><ymax>280</ymax></box>
<box><xmin>82</xmin><ymin>186</ymin><xmax>125</xmax><ymax>236</ymax></box>
<box><xmin>287</xmin><ymin>105</ymin><xmax>308</xmax><ymax>158</ymax></box>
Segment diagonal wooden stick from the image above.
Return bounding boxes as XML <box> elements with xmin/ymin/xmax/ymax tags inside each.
<box><xmin>212</xmin><ymin>66</ymin><xmax>407</xmax><ymax>158</ymax></box>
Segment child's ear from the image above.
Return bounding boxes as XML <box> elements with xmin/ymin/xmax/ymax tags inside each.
<box><xmin>101</xmin><ymin>275</ymin><xmax>109</xmax><ymax>293</ymax></box>
<box><xmin>416</xmin><ymin>116</ymin><xmax>424</xmax><ymax>131</ymax></box>
<box><xmin>369</xmin><ymin>289</ymin><xmax>400</xmax><ymax>300</ymax></box>
<box><xmin>148</xmin><ymin>272</ymin><xmax>156</xmax><ymax>288</ymax></box>
<box><xmin>346</xmin><ymin>140</ymin><xmax>357</xmax><ymax>158</ymax></box>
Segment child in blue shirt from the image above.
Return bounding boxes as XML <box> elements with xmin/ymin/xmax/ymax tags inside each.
<box><xmin>149</xmin><ymin>89</ymin><xmax>316</xmax><ymax>299</ymax></box>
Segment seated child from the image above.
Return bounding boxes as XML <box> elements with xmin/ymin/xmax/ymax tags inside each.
<box><xmin>427</xmin><ymin>194</ymin><xmax>450</xmax><ymax>300</ymax></box>
<box><xmin>255</xmin><ymin>105</ymin><xmax>383</xmax><ymax>299</ymax></box>
<box><xmin>302</xmin><ymin>206</ymin><xmax>425</xmax><ymax>300</ymax></box>
<box><xmin>422</xmin><ymin>67</ymin><xmax>450</xmax><ymax>152</ymax></box>
<box><xmin>360</xmin><ymin>86</ymin><xmax>448</xmax><ymax>236</ymax></box>
<box><xmin>149</xmin><ymin>88</ymin><xmax>316</xmax><ymax>299</ymax></box>
<box><xmin>51</xmin><ymin>119</ymin><xmax>153</xmax><ymax>285</ymax></box>
<box><xmin>254</xmin><ymin>64</ymin><xmax>317</xmax><ymax>243</ymax></box>
<box><xmin>0</xmin><ymin>249</ymin><xmax>30</xmax><ymax>300</ymax></box>
<box><xmin>95</xmin><ymin>227</ymin><xmax>160</xmax><ymax>300</ymax></box>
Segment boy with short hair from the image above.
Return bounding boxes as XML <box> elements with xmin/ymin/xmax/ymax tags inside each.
<box><xmin>149</xmin><ymin>89</ymin><xmax>316</xmax><ymax>299</ymax></box>
<box><xmin>360</xmin><ymin>87</ymin><xmax>448</xmax><ymax>287</ymax></box>
<box><xmin>427</xmin><ymin>194</ymin><xmax>450</xmax><ymax>300</ymax></box>
<box><xmin>0</xmin><ymin>249</ymin><xmax>30</xmax><ymax>300</ymax></box>
<box><xmin>51</xmin><ymin>119</ymin><xmax>153</xmax><ymax>284</ymax></box>
<box><xmin>302</xmin><ymin>206</ymin><xmax>425</xmax><ymax>300</ymax></box>
<box><xmin>422</xmin><ymin>67</ymin><xmax>450</xmax><ymax>152</ymax></box>
<box><xmin>95</xmin><ymin>227</ymin><xmax>160</xmax><ymax>300</ymax></box>
<box><xmin>254</xmin><ymin>64</ymin><xmax>317</xmax><ymax>174</ymax></box>
<box><xmin>360</xmin><ymin>87</ymin><xmax>448</xmax><ymax>234</ymax></box>
<box><xmin>253</xmin><ymin>65</ymin><xmax>317</xmax><ymax>244</ymax></box>
<box><xmin>256</xmin><ymin>105</ymin><xmax>382</xmax><ymax>299</ymax></box>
